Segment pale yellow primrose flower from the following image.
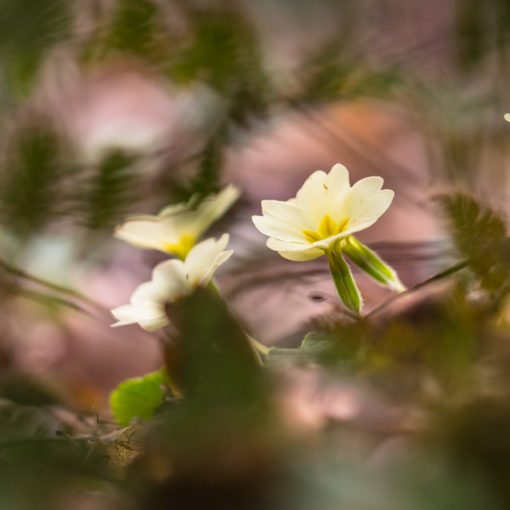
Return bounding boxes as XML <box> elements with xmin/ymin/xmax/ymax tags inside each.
<box><xmin>114</xmin><ymin>185</ymin><xmax>239</xmax><ymax>259</ymax></box>
<box><xmin>111</xmin><ymin>234</ymin><xmax>233</xmax><ymax>331</ymax></box>
<box><xmin>252</xmin><ymin>164</ymin><xmax>394</xmax><ymax>261</ymax></box>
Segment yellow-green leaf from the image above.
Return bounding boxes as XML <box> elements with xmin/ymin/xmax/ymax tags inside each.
<box><xmin>110</xmin><ymin>369</ymin><xmax>170</xmax><ymax>427</ymax></box>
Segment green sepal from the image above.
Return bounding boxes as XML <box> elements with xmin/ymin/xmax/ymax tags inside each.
<box><xmin>110</xmin><ymin>369</ymin><xmax>171</xmax><ymax>427</ymax></box>
<box><xmin>327</xmin><ymin>247</ymin><xmax>362</xmax><ymax>314</ymax></box>
<box><xmin>343</xmin><ymin>236</ymin><xmax>405</xmax><ymax>292</ymax></box>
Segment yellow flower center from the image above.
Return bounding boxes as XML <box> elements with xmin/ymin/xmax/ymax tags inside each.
<box><xmin>302</xmin><ymin>215</ymin><xmax>349</xmax><ymax>244</ymax></box>
<box><xmin>163</xmin><ymin>234</ymin><xmax>195</xmax><ymax>259</ymax></box>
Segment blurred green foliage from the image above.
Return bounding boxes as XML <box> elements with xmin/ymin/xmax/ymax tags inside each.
<box><xmin>438</xmin><ymin>193</ymin><xmax>510</xmax><ymax>295</ymax></box>
<box><xmin>0</xmin><ymin>0</ymin><xmax>510</xmax><ymax>509</ymax></box>
<box><xmin>295</xmin><ymin>42</ymin><xmax>402</xmax><ymax>104</ymax></box>
<box><xmin>0</xmin><ymin>0</ymin><xmax>506</xmax><ymax>237</ymax></box>
<box><xmin>0</xmin><ymin>386</ymin><xmax>111</xmax><ymax>510</ymax></box>
<box><xmin>0</xmin><ymin>0</ymin><xmax>70</xmax><ymax>97</ymax></box>
<box><xmin>0</xmin><ymin>120</ymin><xmax>64</xmax><ymax>235</ymax></box>
<box><xmin>455</xmin><ymin>0</ymin><xmax>510</xmax><ymax>69</ymax></box>
<box><xmin>81</xmin><ymin>0</ymin><xmax>171</xmax><ymax>65</ymax></box>
<box><xmin>82</xmin><ymin>150</ymin><xmax>139</xmax><ymax>230</ymax></box>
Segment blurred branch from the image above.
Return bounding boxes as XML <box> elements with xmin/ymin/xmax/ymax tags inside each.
<box><xmin>367</xmin><ymin>259</ymin><xmax>469</xmax><ymax>318</ymax></box>
<box><xmin>0</xmin><ymin>258</ymin><xmax>105</xmax><ymax>314</ymax></box>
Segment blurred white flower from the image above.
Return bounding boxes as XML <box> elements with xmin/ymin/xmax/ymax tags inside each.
<box><xmin>252</xmin><ymin>163</ymin><xmax>394</xmax><ymax>261</ymax></box>
<box><xmin>111</xmin><ymin>234</ymin><xmax>233</xmax><ymax>331</ymax></box>
<box><xmin>505</xmin><ymin>113</ymin><xmax>510</xmax><ymax>123</ymax></box>
<box><xmin>114</xmin><ymin>185</ymin><xmax>239</xmax><ymax>258</ymax></box>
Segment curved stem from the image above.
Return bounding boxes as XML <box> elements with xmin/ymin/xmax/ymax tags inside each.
<box><xmin>0</xmin><ymin>259</ymin><xmax>105</xmax><ymax>313</ymax></box>
<box><xmin>366</xmin><ymin>259</ymin><xmax>468</xmax><ymax>318</ymax></box>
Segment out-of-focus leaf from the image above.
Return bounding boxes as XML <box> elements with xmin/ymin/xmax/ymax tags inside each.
<box><xmin>163</xmin><ymin>287</ymin><xmax>263</xmax><ymax>403</ymax></box>
<box><xmin>170</xmin><ymin>132</ymin><xmax>226</xmax><ymax>202</ymax></box>
<box><xmin>0</xmin><ymin>401</ymin><xmax>112</xmax><ymax>510</ymax></box>
<box><xmin>454</xmin><ymin>0</ymin><xmax>510</xmax><ymax>69</ymax></box>
<box><xmin>437</xmin><ymin>193</ymin><xmax>510</xmax><ymax>295</ymax></box>
<box><xmin>0</xmin><ymin>0</ymin><xmax>70</xmax><ymax>97</ymax></box>
<box><xmin>125</xmin><ymin>289</ymin><xmax>278</xmax><ymax>508</ymax></box>
<box><xmin>494</xmin><ymin>0</ymin><xmax>510</xmax><ymax>50</ymax></box>
<box><xmin>266</xmin><ymin>328</ymin><xmax>360</xmax><ymax>369</ymax></box>
<box><xmin>360</xmin><ymin>283</ymin><xmax>485</xmax><ymax>399</ymax></box>
<box><xmin>189</xmin><ymin>133</ymin><xmax>223</xmax><ymax>196</ymax></box>
<box><xmin>295</xmin><ymin>40</ymin><xmax>401</xmax><ymax>104</ymax></box>
<box><xmin>0</xmin><ymin>121</ymin><xmax>64</xmax><ymax>234</ymax></box>
<box><xmin>431</xmin><ymin>396</ymin><xmax>510</xmax><ymax>507</ymax></box>
<box><xmin>106</xmin><ymin>0</ymin><xmax>160</xmax><ymax>56</ymax></box>
<box><xmin>81</xmin><ymin>0</ymin><xmax>171</xmax><ymax>64</ymax></box>
<box><xmin>300</xmin><ymin>331</ymin><xmax>335</xmax><ymax>353</ymax></box>
<box><xmin>82</xmin><ymin>150</ymin><xmax>139</xmax><ymax>230</ymax></box>
<box><xmin>298</xmin><ymin>323</ymin><xmax>365</xmax><ymax>369</ymax></box>
<box><xmin>265</xmin><ymin>346</ymin><xmax>304</xmax><ymax>366</ymax></box>
<box><xmin>455</xmin><ymin>0</ymin><xmax>487</xmax><ymax>69</ymax></box>
<box><xmin>169</xmin><ymin>9</ymin><xmax>270</xmax><ymax>124</ymax></box>
<box><xmin>110</xmin><ymin>369</ymin><xmax>170</xmax><ymax>427</ymax></box>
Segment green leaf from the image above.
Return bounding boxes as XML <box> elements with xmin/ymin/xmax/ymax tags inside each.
<box><xmin>266</xmin><ymin>332</ymin><xmax>342</xmax><ymax>367</ymax></box>
<box><xmin>454</xmin><ymin>0</ymin><xmax>487</xmax><ymax>69</ymax></box>
<box><xmin>107</xmin><ymin>0</ymin><xmax>159</xmax><ymax>55</ymax></box>
<box><xmin>81</xmin><ymin>0</ymin><xmax>169</xmax><ymax>65</ymax></box>
<box><xmin>343</xmin><ymin>236</ymin><xmax>405</xmax><ymax>291</ymax></box>
<box><xmin>164</xmin><ymin>287</ymin><xmax>263</xmax><ymax>404</ymax></box>
<box><xmin>1</xmin><ymin>120</ymin><xmax>63</xmax><ymax>234</ymax></box>
<box><xmin>155</xmin><ymin>288</ymin><xmax>271</xmax><ymax>473</ymax></box>
<box><xmin>300</xmin><ymin>331</ymin><xmax>337</xmax><ymax>354</ymax></box>
<box><xmin>437</xmin><ymin>193</ymin><xmax>509</xmax><ymax>293</ymax></box>
<box><xmin>327</xmin><ymin>247</ymin><xmax>362</xmax><ymax>314</ymax></box>
<box><xmin>301</xmin><ymin>329</ymin><xmax>360</xmax><ymax>368</ymax></box>
<box><xmin>167</xmin><ymin>9</ymin><xmax>270</xmax><ymax>124</ymax></box>
<box><xmin>266</xmin><ymin>346</ymin><xmax>304</xmax><ymax>366</ymax></box>
<box><xmin>0</xmin><ymin>0</ymin><xmax>70</xmax><ymax>97</ymax></box>
<box><xmin>110</xmin><ymin>369</ymin><xmax>170</xmax><ymax>427</ymax></box>
<box><xmin>83</xmin><ymin>150</ymin><xmax>138</xmax><ymax>230</ymax></box>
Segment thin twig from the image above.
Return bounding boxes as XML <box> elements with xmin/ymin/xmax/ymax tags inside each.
<box><xmin>0</xmin><ymin>259</ymin><xmax>105</xmax><ymax>313</ymax></box>
<box><xmin>366</xmin><ymin>259</ymin><xmax>469</xmax><ymax>318</ymax></box>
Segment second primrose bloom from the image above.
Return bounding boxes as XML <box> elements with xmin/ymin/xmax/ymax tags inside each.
<box><xmin>114</xmin><ymin>184</ymin><xmax>239</xmax><ymax>259</ymax></box>
<box><xmin>111</xmin><ymin>234</ymin><xmax>233</xmax><ymax>331</ymax></box>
